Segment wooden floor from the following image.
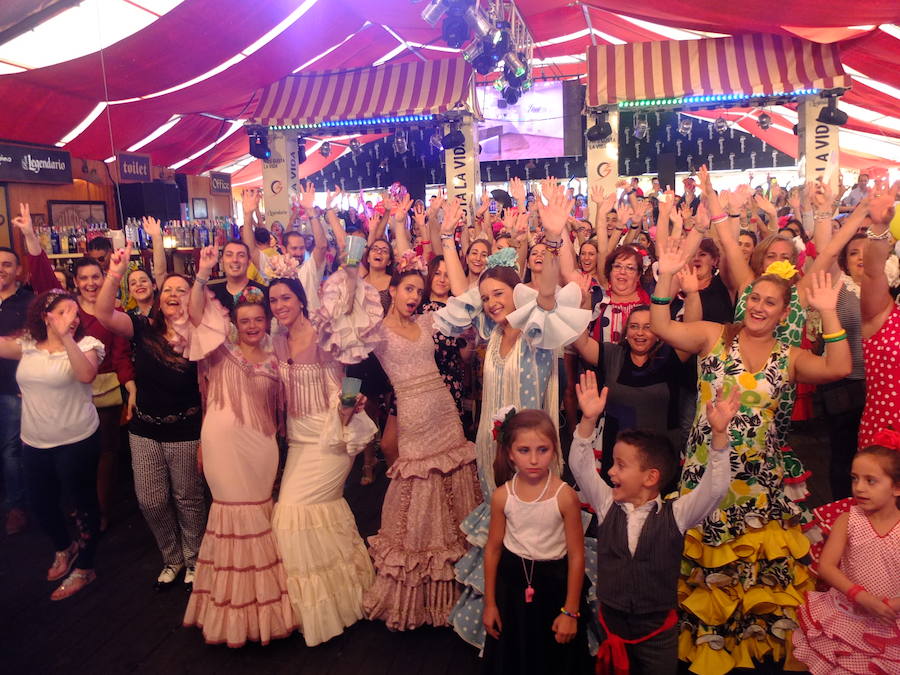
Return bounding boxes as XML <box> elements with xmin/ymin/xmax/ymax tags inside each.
<box><xmin>0</xmin><ymin>422</ymin><xmax>832</xmax><ymax>674</ymax></box>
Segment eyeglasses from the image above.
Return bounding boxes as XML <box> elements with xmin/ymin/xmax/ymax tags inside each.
<box><xmin>369</xmin><ymin>246</ymin><xmax>390</xmax><ymax>254</ymax></box>
<box><xmin>611</xmin><ymin>263</ymin><xmax>638</xmax><ymax>273</ymax></box>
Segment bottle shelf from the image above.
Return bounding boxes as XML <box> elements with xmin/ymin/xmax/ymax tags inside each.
<box><xmin>47</xmin><ymin>252</ymin><xmax>141</xmax><ymax>259</ymax></box>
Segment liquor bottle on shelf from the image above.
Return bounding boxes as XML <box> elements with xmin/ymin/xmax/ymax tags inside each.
<box><xmin>199</xmin><ymin>220</ymin><xmax>210</xmax><ymax>248</ymax></box>
<box><xmin>137</xmin><ymin>219</ymin><xmax>147</xmax><ymax>250</ymax></box>
<box><xmin>76</xmin><ymin>226</ymin><xmax>87</xmax><ymax>253</ymax></box>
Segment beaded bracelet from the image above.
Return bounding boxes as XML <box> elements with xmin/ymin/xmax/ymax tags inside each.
<box><xmin>866</xmin><ymin>228</ymin><xmax>892</xmax><ymax>241</ymax></box>
<box><xmin>709</xmin><ymin>214</ymin><xmax>728</xmax><ymax>225</ymax></box>
<box><xmin>846</xmin><ymin>584</ymin><xmax>866</xmax><ymax>602</ymax></box>
<box><xmin>107</xmin><ymin>271</ymin><xmax>123</xmax><ymax>281</ymax></box>
<box><xmin>440</xmin><ymin>234</ymin><xmax>454</xmax><ymax>241</ymax></box>
<box><xmin>559</xmin><ymin>607</ymin><xmax>580</xmax><ymax>619</ymax></box>
<box><xmin>194</xmin><ymin>276</ymin><xmax>209</xmax><ymax>286</ymax></box>
<box><xmin>814</xmin><ymin>211</ymin><xmax>834</xmax><ymax>220</ymax></box>
<box><xmin>650</xmin><ymin>295</ymin><xmax>672</xmax><ymax>305</ymax></box>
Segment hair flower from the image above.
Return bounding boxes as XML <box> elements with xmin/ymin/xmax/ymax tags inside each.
<box><xmin>764</xmin><ymin>260</ymin><xmax>798</xmax><ymax>280</ymax></box>
<box><xmin>486</xmin><ymin>247</ymin><xmax>518</xmax><ymax>270</ymax></box>
<box><xmin>872</xmin><ymin>428</ymin><xmax>900</xmax><ymax>451</ymax></box>
<box><xmin>265</xmin><ymin>253</ymin><xmax>301</xmax><ymax>281</ymax></box>
<box><xmin>395</xmin><ymin>250</ymin><xmax>427</xmax><ymax>274</ymax></box>
<box><xmin>491</xmin><ymin>405</ymin><xmax>517</xmax><ymax>444</ymax></box>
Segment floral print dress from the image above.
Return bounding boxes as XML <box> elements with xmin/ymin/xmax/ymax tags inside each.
<box><xmin>734</xmin><ymin>285</ymin><xmax>811</xmax><ymax>509</ymax></box>
<box><xmin>677</xmin><ymin>328</ymin><xmax>813</xmax><ymax>675</ymax></box>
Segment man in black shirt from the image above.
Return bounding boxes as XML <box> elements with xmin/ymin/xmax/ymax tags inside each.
<box><xmin>0</xmin><ymin>246</ymin><xmax>33</xmax><ymax>534</ymax></box>
<box><xmin>206</xmin><ymin>240</ymin><xmax>265</xmax><ymax>312</ymax></box>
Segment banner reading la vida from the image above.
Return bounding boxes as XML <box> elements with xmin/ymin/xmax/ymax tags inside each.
<box><xmin>444</xmin><ymin>117</ymin><xmax>479</xmax><ymax>227</ymax></box>
<box><xmin>260</xmin><ymin>129</ymin><xmax>300</xmax><ymax>230</ymax></box>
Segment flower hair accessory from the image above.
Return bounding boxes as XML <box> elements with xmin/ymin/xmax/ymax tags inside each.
<box><xmin>486</xmin><ymin>247</ymin><xmax>518</xmax><ymax>270</ymax></box>
<box><xmin>491</xmin><ymin>405</ymin><xmax>517</xmax><ymax>445</ymax></box>
<box><xmin>764</xmin><ymin>260</ymin><xmax>799</xmax><ymax>280</ymax></box>
<box><xmin>265</xmin><ymin>253</ymin><xmax>301</xmax><ymax>280</ymax></box>
<box><xmin>872</xmin><ymin>428</ymin><xmax>900</xmax><ymax>451</ymax></box>
<box><xmin>395</xmin><ymin>250</ymin><xmax>427</xmax><ymax>274</ymax></box>
<box><xmin>236</xmin><ymin>286</ymin><xmax>265</xmax><ymax>306</ymax></box>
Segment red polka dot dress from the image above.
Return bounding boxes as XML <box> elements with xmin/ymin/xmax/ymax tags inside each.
<box><xmin>859</xmin><ymin>305</ymin><xmax>900</xmax><ymax>448</ymax></box>
<box><xmin>793</xmin><ymin>505</ymin><xmax>900</xmax><ymax>674</ymax></box>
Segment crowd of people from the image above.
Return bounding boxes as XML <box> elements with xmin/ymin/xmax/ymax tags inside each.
<box><xmin>1</xmin><ymin>168</ymin><xmax>898</xmax><ymax>675</ymax></box>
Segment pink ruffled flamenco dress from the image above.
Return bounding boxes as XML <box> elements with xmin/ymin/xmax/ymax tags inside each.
<box><xmin>182</xmin><ymin>292</ymin><xmax>298</xmax><ymax>647</ymax></box>
<box><xmin>794</xmin><ymin>505</ymin><xmax>900</xmax><ymax>674</ymax></box>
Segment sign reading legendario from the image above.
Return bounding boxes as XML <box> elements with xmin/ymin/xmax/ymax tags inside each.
<box><xmin>0</xmin><ymin>142</ymin><xmax>72</xmax><ymax>184</ymax></box>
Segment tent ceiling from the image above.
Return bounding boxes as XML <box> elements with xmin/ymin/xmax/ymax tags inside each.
<box><xmin>0</xmin><ymin>0</ymin><xmax>897</xmax><ymax>179</ymax></box>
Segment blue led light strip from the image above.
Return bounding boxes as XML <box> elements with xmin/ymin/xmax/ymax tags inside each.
<box><xmin>269</xmin><ymin>114</ymin><xmax>437</xmax><ymax>131</ymax></box>
<box><xmin>616</xmin><ymin>89</ymin><xmax>820</xmax><ymax>109</ymax></box>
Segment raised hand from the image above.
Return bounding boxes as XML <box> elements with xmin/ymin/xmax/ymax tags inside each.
<box><xmin>575</xmin><ymin>371</ymin><xmax>609</xmax><ymax>420</ymax></box>
<box><xmin>697</xmin><ymin>165</ymin><xmax>713</xmax><ymax>194</ymax></box>
<box><xmin>753</xmin><ymin>191</ymin><xmax>775</xmax><ymax>214</ymax></box>
<box><xmin>811</xmin><ymin>180</ymin><xmax>834</xmax><ymax>211</ymax></box>
<box><xmin>47</xmin><ymin>301</ymin><xmax>78</xmax><ymax>340</ymax></box>
<box><xmin>412</xmin><ymin>200</ymin><xmax>426</xmax><ymax>236</ymax></box>
<box><xmin>441</xmin><ymin>197</ymin><xmax>463</xmax><ymax>235</ymax></box>
<box><xmin>109</xmin><ymin>243</ymin><xmax>133</xmax><ymax>277</ymax></box>
<box><xmin>142</xmin><ymin>216</ymin><xmax>161</xmax><ymax>239</ymax></box>
<box><xmin>536</xmin><ymin>179</ymin><xmax>569</xmax><ymax>241</ymax></box>
<box><xmin>509</xmin><ymin>176</ymin><xmax>526</xmax><ymax>207</ymax></box>
<box><xmin>197</xmin><ymin>245</ymin><xmax>218</xmax><ymax>277</ymax></box>
<box><xmin>241</xmin><ymin>188</ymin><xmax>261</xmax><ymax>214</ymax></box>
<box><xmin>658</xmin><ymin>238</ymin><xmax>690</xmax><ymax>276</ymax></box>
<box><xmin>677</xmin><ymin>263</ymin><xmax>700</xmax><ymax>294</ymax></box>
<box><xmin>805</xmin><ymin>271</ymin><xmax>841</xmax><ymax>313</ymax></box>
<box><xmin>590</xmin><ymin>184</ymin><xmax>616</xmax><ymax>213</ymax></box>
<box><xmin>11</xmin><ymin>203</ymin><xmax>33</xmax><ymax>235</ymax></box>
<box><xmin>706</xmin><ymin>386</ymin><xmax>741</xmax><ymax>435</ymax></box>
<box><xmin>393</xmin><ymin>195</ymin><xmax>413</xmax><ymax>221</ymax></box>
<box><xmin>326</xmin><ymin>185</ymin><xmax>342</xmax><ymax>209</ymax></box>
<box><xmin>299</xmin><ymin>181</ymin><xmax>316</xmax><ymax>211</ymax></box>
<box><xmin>695</xmin><ymin>202</ymin><xmax>711</xmax><ymax>232</ymax></box>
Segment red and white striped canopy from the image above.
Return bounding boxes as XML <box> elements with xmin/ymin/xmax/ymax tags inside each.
<box><xmin>250</xmin><ymin>59</ymin><xmax>473</xmax><ymax>127</ymax></box>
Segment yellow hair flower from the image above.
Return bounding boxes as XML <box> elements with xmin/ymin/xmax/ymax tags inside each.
<box><xmin>763</xmin><ymin>260</ymin><xmax>798</xmax><ymax>280</ymax></box>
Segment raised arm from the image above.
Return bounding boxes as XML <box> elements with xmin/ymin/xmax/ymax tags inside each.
<box><xmin>536</xmin><ymin>180</ymin><xmax>568</xmax><ymax>311</ymax></box>
<box><xmin>95</xmin><ymin>245</ymin><xmax>135</xmax><ymax>338</ymax></box>
<box><xmin>791</xmin><ymin>271</ymin><xmax>851</xmax><ymax>384</ymax></box>
<box><xmin>589</xmin><ymin>184</ymin><xmax>614</xmax><ymax>268</ymax></box>
<box><xmin>141</xmin><ymin>217</ymin><xmax>168</xmax><ymax>287</ymax></box>
<box><xmin>12</xmin><ymin>204</ymin><xmax>61</xmax><ymax>294</ymax></box>
<box><xmin>190</xmin><ymin>246</ymin><xmax>218</xmax><ymax>326</ymax></box>
<box><xmin>324</xmin><ymin>187</ymin><xmax>346</xmax><ymax>253</ymax></box>
<box><xmin>241</xmin><ymin>189</ymin><xmax>262</xmax><ymax>258</ymax></box>
<box><xmin>12</xmin><ymin>203</ymin><xmax>42</xmax><ymax>257</ymax></box>
<box><xmin>51</xmin><ymin>305</ymin><xmax>99</xmax><ymax>383</ymax></box>
<box><xmin>807</xmin><ymin>193</ymin><xmax>869</xmax><ymax>278</ymax></box>
<box><xmin>650</xmin><ymin>239</ymin><xmax>721</xmax><ymax>355</ymax></box>
<box><xmin>391</xmin><ymin>195</ymin><xmax>414</xmax><ymax>255</ymax></box>
<box><xmin>439</xmin><ymin>197</ymin><xmax>468</xmax><ymax>296</ymax></box>
<box><xmin>860</xmin><ymin>187</ymin><xmax>896</xmax><ymax>328</ymax></box>
<box><xmin>712</xmin><ymin>184</ymin><xmax>754</xmax><ymax>295</ymax></box>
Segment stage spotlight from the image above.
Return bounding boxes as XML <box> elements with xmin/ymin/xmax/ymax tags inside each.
<box><xmin>297</xmin><ymin>137</ymin><xmax>307</xmax><ymax>164</ymax></box>
<box><xmin>633</xmin><ymin>115</ymin><xmax>649</xmax><ymax>140</ymax></box>
<box><xmin>421</xmin><ymin>0</ymin><xmax>446</xmax><ymax>26</ymax></box>
<box><xmin>464</xmin><ymin>39</ymin><xmax>497</xmax><ymax>75</ymax></box>
<box><xmin>757</xmin><ymin>112</ymin><xmax>772</xmax><ymax>130</ymax></box>
<box><xmin>504</xmin><ymin>51</ymin><xmax>527</xmax><ymax>79</ymax></box>
<box><xmin>502</xmin><ymin>86</ymin><xmax>521</xmax><ymax>105</ymax></box>
<box><xmin>393</xmin><ymin>131</ymin><xmax>408</xmax><ymax>155</ymax></box>
<box><xmin>464</xmin><ymin>5</ymin><xmax>493</xmax><ymax>39</ymax></box>
<box><xmin>816</xmin><ymin>97</ymin><xmax>848</xmax><ymax>126</ymax></box>
<box><xmin>678</xmin><ymin>115</ymin><xmax>693</xmax><ymax>136</ymax></box>
<box><xmin>714</xmin><ymin>117</ymin><xmax>728</xmax><ymax>133</ymax></box>
<box><xmin>430</xmin><ymin>129</ymin><xmax>444</xmax><ymax>150</ymax></box>
<box><xmin>319</xmin><ymin>141</ymin><xmax>331</xmax><ymax>158</ymax></box>
<box><xmin>442</xmin><ymin>15</ymin><xmax>469</xmax><ymax>48</ymax></box>
<box><xmin>441</xmin><ymin>128</ymin><xmax>465</xmax><ymax>150</ymax></box>
<box><xmin>586</xmin><ymin>114</ymin><xmax>612</xmax><ymax>143</ymax></box>
<box><xmin>349</xmin><ymin>138</ymin><xmax>362</xmax><ymax>156</ymax></box>
<box><xmin>247</xmin><ymin>125</ymin><xmax>271</xmax><ymax>160</ymax></box>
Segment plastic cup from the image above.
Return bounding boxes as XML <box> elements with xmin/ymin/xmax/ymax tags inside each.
<box><xmin>110</xmin><ymin>229</ymin><xmax>126</xmax><ymax>249</ymax></box>
<box><xmin>345</xmin><ymin>235</ymin><xmax>367</xmax><ymax>266</ymax></box>
<box><xmin>340</xmin><ymin>376</ymin><xmax>362</xmax><ymax>407</ymax></box>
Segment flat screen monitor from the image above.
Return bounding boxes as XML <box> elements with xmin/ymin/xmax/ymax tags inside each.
<box><xmin>476</xmin><ymin>80</ymin><xmax>565</xmax><ymax>162</ymax></box>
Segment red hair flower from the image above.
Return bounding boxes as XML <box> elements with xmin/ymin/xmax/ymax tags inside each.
<box><xmin>871</xmin><ymin>428</ymin><xmax>900</xmax><ymax>451</ymax></box>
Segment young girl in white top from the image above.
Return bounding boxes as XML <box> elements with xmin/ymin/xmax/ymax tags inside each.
<box><xmin>0</xmin><ymin>289</ymin><xmax>104</xmax><ymax>600</ymax></box>
<box><xmin>482</xmin><ymin>407</ymin><xmax>591</xmax><ymax>674</ymax></box>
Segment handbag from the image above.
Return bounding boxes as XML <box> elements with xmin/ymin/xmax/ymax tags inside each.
<box><xmin>92</xmin><ymin>371</ymin><xmax>123</xmax><ymax>408</ymax></box>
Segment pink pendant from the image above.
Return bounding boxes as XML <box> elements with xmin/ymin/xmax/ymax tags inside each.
<box><xmin>524</xmin><ymin>586</ymin><xmax>534</xmax><ymax>603</ymax></box>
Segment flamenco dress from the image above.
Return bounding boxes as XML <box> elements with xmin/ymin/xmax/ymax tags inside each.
<box><xmin>183</xmin><ymin>294</ymin><xmax>297</xmax><ymax>646</ymax></box>
<box><xmin>677</xmin><ymin>327</ymin><xmax>814</xmax><ymax>675</ymax></box>
<box><xmin>271</xmin><ymin>268</ymin><xmax>383</xmax><ymax>646</ymax></box>
<box><xmin>858</xmin><ymin>304</ymin><xmax>900</xmax><ymax>448</ymax></box>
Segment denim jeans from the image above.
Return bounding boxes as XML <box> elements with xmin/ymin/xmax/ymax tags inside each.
<box><xmin>0</xmin><ymin>394</ymin><xmax>25</xmax><ymax>511</ymax></box>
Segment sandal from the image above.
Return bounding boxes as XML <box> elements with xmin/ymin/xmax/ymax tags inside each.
<box><xmin>47</xmin><ymin>542</ymin><xmax>79</xmax><ymax>581</ymax></box>
<box><xmin>360</xmin><ymin>460</ymin><xmax>377</xmax><ymax>486</ymax></box>
<box><xmin>50</xmin><ymin>569</ymin><xmax>96</xmax><ymax>601</ymax></box>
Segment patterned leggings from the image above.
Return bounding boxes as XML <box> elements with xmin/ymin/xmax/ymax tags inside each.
<box><xmin>128</xmin><ymin>434</ymin><xmax>207</xmax><ymax>568</ymax></box>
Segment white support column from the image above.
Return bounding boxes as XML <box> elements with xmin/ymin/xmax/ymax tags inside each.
<box><xmin>797</xmin><ymin>96</ymin><xmax>840</xmax><ymax>193</ymax></box>
<box><xmin>585</xmin><ymin>108</ymin><xmax>619</xmax><ymax>225</ymax></box>
<box><xmin>444</xmin><ymin>116</ymin><xmax>480</xmax><ymax>227</ymax></box>
<box><xmin>261</xmin><ymin>129</ymin><xmax>292</xmax><ymax>232</ymax></box>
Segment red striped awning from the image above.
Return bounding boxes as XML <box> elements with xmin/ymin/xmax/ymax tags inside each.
<box><xmin>250</xmin><ymin>58</ymin><xmax>473</xmax><ymax>126</ymax></box>
<box><xmin>586</xmin><ymin>35</ymin><xmax>852</xmax><ymax>107</ymax></box>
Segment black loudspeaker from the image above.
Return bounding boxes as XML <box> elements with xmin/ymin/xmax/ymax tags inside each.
<box><xmin>657</xmin><ymin>152</ymin><xmax>676</xmax><ymax>192</ymax></box>
<box><xmin>116</xmin><ymin>182</ymin><xmax>181</xmax><ymax>221</ymax></box>
<box><xmin>174</xmin><ymin>173</ymin><xmax>189</xmax><ymax>204</ymax></box>
<box><xmin>562</xmin><ymin>81</ymin><xmax>586</xmax><ymax>158</ymax></box>
<box><xmin>389</xmin><ymin>167</ymin><xmax>427</xmax><ymax>202</ymax></box>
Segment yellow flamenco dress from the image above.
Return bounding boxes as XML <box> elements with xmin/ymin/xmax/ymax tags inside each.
<box><xmin>677</xmin><ymin>327</ymin><xmax>814</xmax><ymax>675</ymax></box>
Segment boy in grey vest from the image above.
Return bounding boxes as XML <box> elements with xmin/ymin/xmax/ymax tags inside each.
<box><xmin>569</xmin><ymin>371</ymin><xmax>736</xmax><ymax>674</ymax></box>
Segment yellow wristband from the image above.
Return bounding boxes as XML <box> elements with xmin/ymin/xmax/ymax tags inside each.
<box><xmin>822</xmin><ymin>329</ymin><xmax>846</xmax><ymax>340</ymax></box>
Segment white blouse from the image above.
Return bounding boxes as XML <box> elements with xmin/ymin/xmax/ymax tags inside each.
<box><xmin>16</xmin><ymin>336</ymin><xmax>105</xmax><ymax>449</ymax></box>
